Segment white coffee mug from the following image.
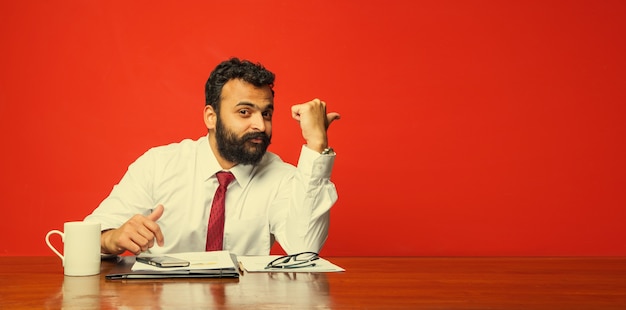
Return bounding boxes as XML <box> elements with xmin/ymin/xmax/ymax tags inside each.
<box><xmin>45</xmin><ymin>221</ymin><xmax>101</xmax><ymax>276</ymax></box>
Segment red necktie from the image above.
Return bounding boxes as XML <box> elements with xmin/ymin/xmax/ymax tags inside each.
<box><xmin>206</xmin><ymin>171</ymin><xmax>235</xmax><ymax>251</ymax></box>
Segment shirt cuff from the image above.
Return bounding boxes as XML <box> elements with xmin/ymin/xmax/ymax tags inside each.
<box><xmin>297</xmin><ymin>145</ymin><xmax>335</xmax><ymax>179</ymax></box>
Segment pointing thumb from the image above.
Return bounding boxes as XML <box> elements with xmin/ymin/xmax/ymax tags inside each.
<box><xmin>326</xmin><ymin>112</ymin><xmax>341</xmax><ymax>129</ymax></box>
<box><xmin>147</xmin><ymin>204</ymin><xmax>164</xmax><ymax>222</ymax></box>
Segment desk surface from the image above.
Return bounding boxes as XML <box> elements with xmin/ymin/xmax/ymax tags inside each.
<box><xmin>0</xmin><ymin>256</ymin><xmax>625</xmax><ymax>309</ymax></box>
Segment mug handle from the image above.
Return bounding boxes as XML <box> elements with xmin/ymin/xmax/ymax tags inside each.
<box><xmin>45</xmin><ymin>230</ymin><xmax>64</xmax><ymax>262</ymax></box>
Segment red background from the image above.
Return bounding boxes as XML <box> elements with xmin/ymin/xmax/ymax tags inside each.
<box><xmin>1</xmin><ymin>1</ymin><xmax>625</xmax><ymax>256</ymax></box>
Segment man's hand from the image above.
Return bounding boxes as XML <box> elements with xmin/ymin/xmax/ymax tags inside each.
<box><xmin>291</xmin><ymin>98</ymin><xmax>341</xmax><ymax>153</ymax></box>
<box><xmin>101</xmin><ymin>204</ymin><xmax>165</xmax><ymax>255</ymax></box>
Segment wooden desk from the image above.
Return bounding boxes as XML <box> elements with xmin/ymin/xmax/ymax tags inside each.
<box><xmin>0</xmin><ymin>256</ymin><xmax>624</xmax><ymax>309</ymax></box>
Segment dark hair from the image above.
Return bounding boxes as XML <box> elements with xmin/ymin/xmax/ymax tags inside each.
<box><xmin>204</xmin><ymin>58</ymin><xmax>275</xmax><ymax>112</ymax></box>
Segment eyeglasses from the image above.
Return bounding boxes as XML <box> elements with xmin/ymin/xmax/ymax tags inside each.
<box><xmin>265</xmin><ymin>252</ymin><xmax>320</xmax><ymax>269</ymax></box>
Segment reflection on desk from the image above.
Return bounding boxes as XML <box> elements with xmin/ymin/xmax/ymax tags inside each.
<box><xmin>1</xmin><ymin>256</ymin><xmax>625</xmax><ymax>309</ymax></box>
<box><xmin>45</xmin><ymin>270</ymin><xmax>329</xmax><ymax>308</ymax></box>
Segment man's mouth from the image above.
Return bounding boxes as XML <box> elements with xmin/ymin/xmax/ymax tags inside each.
<box><xmin>244</xmin><ymin>133</ymin><xmax>269</xmax><ymax>144</ymax></box>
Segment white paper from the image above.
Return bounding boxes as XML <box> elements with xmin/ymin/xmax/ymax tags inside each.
<box><xmin>132</xmin><ymin>251</ymin><xmax>235</xmax><ymax>271</ymax></box>
<box><xmin>238</xmin><ymin>255</ymin><xmax>345</xmax><ymax>273</ymax></box>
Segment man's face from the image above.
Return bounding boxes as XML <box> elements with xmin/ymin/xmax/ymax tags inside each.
<box><xmin>214</xmin><ymin>79</ymin><xmax>273</xmax><ymax>165</ymax></box>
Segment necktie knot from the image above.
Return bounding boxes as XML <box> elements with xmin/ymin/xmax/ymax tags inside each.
<box><xmin>216</xmin><ymin>171</ymin><xmax>235</xmax><ymax>187</ymax></box>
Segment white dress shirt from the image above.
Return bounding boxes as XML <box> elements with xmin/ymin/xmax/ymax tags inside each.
<box><xmin>84</xmin><ymin>135</ymin><xmax>337</xmax><ymax>256</ymax></box>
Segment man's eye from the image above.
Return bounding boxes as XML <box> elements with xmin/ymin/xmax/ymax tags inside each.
<box><xmin>239</xmin><ymin>110</ymin><xmax>250</xmax><ymax>116</ymax></box>
<box><xmin>262</xmin><ymin>111</ymin><xmax>273</xmax><ymax>119</ymax></box>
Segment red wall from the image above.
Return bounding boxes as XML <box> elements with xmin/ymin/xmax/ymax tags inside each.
<box><xmin>1</xmin><ymin>1</ymin><xmax>625</xmax><ymax>256</ymax></box>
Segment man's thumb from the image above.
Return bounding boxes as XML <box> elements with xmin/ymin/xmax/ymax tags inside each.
<box><xmin>147</xmin><ymin>204</ymin><xmax>164</xmax><ymax>221</ymax></box>
<box><xmin>326</xmin><ymin>112</ymin><xmax>341</xmax><ymax>129</ymax></box>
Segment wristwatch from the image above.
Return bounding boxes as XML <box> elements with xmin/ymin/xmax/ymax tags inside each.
<box><xmin>321</xmin><ymin>147</ymin><xmax>335</xmax><ymax>155</ymax></box>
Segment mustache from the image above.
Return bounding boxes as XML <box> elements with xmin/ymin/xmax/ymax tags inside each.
<box><xmin>242</xmin><ymin>132</ymin><xmax>270</xmax><ymax>143</ymax></box>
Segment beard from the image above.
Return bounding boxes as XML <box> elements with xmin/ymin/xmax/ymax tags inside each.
<box><xmin>215</xmin><ymin>117</ymin><xmax>271</xmax><ymax>165</ymax></box>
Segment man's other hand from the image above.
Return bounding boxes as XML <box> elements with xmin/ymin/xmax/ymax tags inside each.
<box><xmin>101</xmin><ymin>204</ymin><xmax>165</xmax><ymax>255</ymax></box>
<box><xmin>291</xmin><ymin>98</ymin><xmax>340</xmax><ymax>153</ymax></box>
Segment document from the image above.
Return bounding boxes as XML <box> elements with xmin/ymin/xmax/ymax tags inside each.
<box><xmin>132</xmin><ymin>251</ymin><xmax>235</xmax><ymax>271</ymax></box>
<box><xmin>238</xmin><ymin>255</ymin><xmax>345</xmax><ymax>273</ymax></box>
<box><xmin>106</xmin><ymin>251</ymin><xmax>240</xmax><ymax>280</ymax></box>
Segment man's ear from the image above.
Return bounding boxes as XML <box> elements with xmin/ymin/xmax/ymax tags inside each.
<box><xmin>204</xmin><ymin>105</ymin><xmax>217</xmax><ymax>130</ymax></box>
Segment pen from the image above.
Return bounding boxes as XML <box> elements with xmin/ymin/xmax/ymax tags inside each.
<box><xmin>237</xmin><ymin>261</ymin><xmax>245</xmax><ymax>275</ymax></box>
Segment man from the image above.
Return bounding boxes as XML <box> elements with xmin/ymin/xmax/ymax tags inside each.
<box><xmin>84</xmin><ymin>58</ymin><xmax>340</xmax><ymax>256</ymax></box>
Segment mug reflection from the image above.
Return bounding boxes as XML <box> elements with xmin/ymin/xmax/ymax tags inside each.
<box><xmin>61</xmin><ymin>275</ymin><xmax>100</xmax><ymax>309</ymax></box>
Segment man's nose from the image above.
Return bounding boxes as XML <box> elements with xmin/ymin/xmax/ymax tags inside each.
<box><xmin>250</xmin><ymin>113</ymin><xmax>266</xmax><ymax>131</ymax></box>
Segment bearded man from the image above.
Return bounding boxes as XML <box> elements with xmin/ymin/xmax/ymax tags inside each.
<box><xmin>85</xmin><ymin>58</ymin><xmax>340</xmax><ymax>256</ymax></box>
